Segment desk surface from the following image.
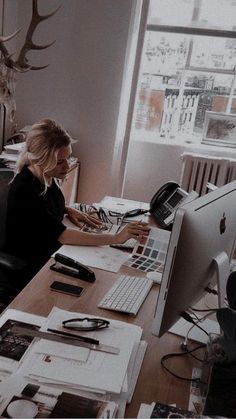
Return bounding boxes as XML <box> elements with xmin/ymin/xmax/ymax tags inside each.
<box><xmin>8</xmin><ymin>257</ymin><xmax>202</xmax><ymax>417</ymax></box>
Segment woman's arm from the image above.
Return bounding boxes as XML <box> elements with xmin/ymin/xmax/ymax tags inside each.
<box><xmin>58</xmin><ymin>222</ymin><xmax>150</xmax><ymax>246</ymax></box>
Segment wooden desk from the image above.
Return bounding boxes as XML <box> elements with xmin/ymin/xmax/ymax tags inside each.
<box><xmin>8</xmin><ymin>258</ymin><xmax>203</xmax><ymax>418</ymax></box>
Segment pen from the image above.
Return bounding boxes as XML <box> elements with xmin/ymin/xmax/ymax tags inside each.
<box><xmin>47</xmin><ymin>328</ymin><xmax>99</xmax><ymax>345</ymax></box>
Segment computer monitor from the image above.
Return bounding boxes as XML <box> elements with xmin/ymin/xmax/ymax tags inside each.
<box><xmin>152</xmin><ymin>180</ymin><xmax>236</xmax><ymax>339</ymax></box>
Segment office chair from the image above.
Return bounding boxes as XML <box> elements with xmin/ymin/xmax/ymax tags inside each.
<box><xmin>0</xmin><ymin>168</ymin><xmax>26</xmax><ymax>305</ymax></box>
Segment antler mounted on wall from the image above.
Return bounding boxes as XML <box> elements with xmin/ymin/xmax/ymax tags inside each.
<box><xmin>0</xmin><ymin>0</ymin><xmax>59</xmax><ymax>138</ymax></box>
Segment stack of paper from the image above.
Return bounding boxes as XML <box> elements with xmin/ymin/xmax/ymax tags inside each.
<box><xmin>0</xmin><ymin>307</ymin><xmax>147</xmax><ymax>418</ymax></box>
<box><xmin>0</xmin><ymin>142</ymin><xmax>25</xmax><ymax>169</ymax></box>
<box><xmin>99</xmin><ymin>196</ymin><xmax>149</xmax><ymax>214</ymax></box>
<box><xmin>54</xmin><ymin>244</ymin><xmax>130</xmax><ymax>273</ymax></box>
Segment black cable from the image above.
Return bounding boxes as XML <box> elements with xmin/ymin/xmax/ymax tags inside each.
<box><xmin>190</xmin><ymin>307</ymin><xmax>218</xmax><ymax>313</ymax></box>
<box><xmin>161</xmin><ymin>343</ymin><xmax>207</xmax><ymax>383</ymax></box>
<box><xmin>205</xmin><ymin>286</ymin><xmax>218</xmax><ymax>295</ymax></box>
<box><xmin>184</xmin><ymin>346</ymin><xmax>206</xmax><ymax>362</ymax></box>
<box><xmin>181</xmin><ymin>312</ymin><xmax>209</xmax><ymax>338</ymax></box>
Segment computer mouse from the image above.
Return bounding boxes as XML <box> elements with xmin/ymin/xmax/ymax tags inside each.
<box><xmin>146</xmin><ymin>271</ymin><xmax>162</xmax><ymax>284</ymax></box>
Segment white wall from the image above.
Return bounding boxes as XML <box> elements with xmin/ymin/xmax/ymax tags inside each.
<box><xmin>8</xmin><ymin>0</ymin><xmax>134</xmax><ymax>203</ymax></box>
<box><xmin>4</xmin><ymin>0</ymin><xmax>236</xmax><ymax>205</ymax></box>
<box><xmin>122</xmin><ymin>139</ymin><xmax>236</xmax><ymax>202</ymax></box>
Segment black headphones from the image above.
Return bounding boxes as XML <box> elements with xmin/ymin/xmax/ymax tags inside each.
<box><xmin>226</xmin><ymin>271</ymin><xmax>236</xmax><ymax>310</ymax></box>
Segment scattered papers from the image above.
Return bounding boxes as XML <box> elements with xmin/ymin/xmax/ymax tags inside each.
<box><xmin>0</xmin><ymin>142</ymin><xmax>25</xmax><ymax>169</ymax></box>
<box><xmin>54</xmin><ymin>244</ymin><xmax>129</xmax><ymax>273</ymax></box>
<box><xmin>0</xmin><ymin>307</ymin><xmax>146</xmax><ymax>417</ymax></box>
<box><xmin>21</xmin><ymin>307</ymin><xmax>143</xmax><ymax>394</ymax></box>
<box><xmin>63</xmin><ymin>215</ymin><xmax>119</xmax><ymax>234</ymax></box>
<box><xmin>99</xmin><ymin>196</ymin><xmax>149</xmax><ymax>214</ymax></box>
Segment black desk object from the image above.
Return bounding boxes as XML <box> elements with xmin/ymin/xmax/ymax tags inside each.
<box><xmin>203</xmin><ymin>362</ymin><xmax>236</xmax><ymax>418</ymax></box>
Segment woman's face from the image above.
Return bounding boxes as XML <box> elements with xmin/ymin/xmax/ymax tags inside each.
<box><xmin>47</xmin><ymin>145</ymin><xmax>72</xmax><ymax>179</ymax></box>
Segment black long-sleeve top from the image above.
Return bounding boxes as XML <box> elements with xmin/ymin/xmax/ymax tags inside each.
<box><xmin>5</xmin><ymin>166</ymin><xmax>66</xmax><ymax>284</ymax></box>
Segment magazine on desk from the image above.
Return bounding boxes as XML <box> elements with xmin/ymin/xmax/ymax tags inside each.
<box><xmin>0</xmin><ymin>375</ymin><xmax>118</xmax><ymax>418</ymax></box>
<box><xmin>59</xmin><ymin>217</ymin><xmax>130</xmax><ymax>272</ymax></box>
<box><xmin>137</xmin><ymin>401</ymin><xmax>210</xmax><ymax>418</ymax></box>
<box><xmin>0</xmin><ymin>309</ymin><xmax>45</xmax><ymax>378</ymax></box>
<box><xmin>75</xmin><ymin>196</ymin><xmax>150</xmax><ymax>224</ymax></box>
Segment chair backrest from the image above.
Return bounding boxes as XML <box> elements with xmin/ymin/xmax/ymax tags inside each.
<box><xmin>0</xmin><ymin>169</ymin><xmax>14</xmax><ymax>249</ymax></box>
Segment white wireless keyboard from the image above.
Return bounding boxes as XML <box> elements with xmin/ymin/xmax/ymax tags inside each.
<box><xmin>98</xmin><ymin>275</ymin><xmax>153</xmax><ymax>316</ymax></box>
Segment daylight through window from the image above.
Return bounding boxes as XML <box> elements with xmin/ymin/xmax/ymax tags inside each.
<box><xmin>130</xmin><ymin>0</ymin><xmax>236</xmax><ymax>145</ymax></box>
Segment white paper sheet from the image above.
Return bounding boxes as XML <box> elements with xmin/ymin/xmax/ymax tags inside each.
<box><xmin>20</xmin><ymin>307</ymin><xmax>143</xmax><ymax>394</ymax></box>
<box><xmin>54</xmin><ymin>244</ymin><xmax>129</xmax><ymax>273</ymax></box>
<box><xmin>99</xmin><ymin>196</ymin><xmax>149</xmax><ymax>214</ymax></box>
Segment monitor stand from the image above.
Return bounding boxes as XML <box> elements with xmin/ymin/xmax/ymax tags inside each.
<box><xmin>169</xmin><ymin>251</ymin><xmax>230</xmax><ymax>343</ymax></box>
<box><xmin>213</xmin><ymin>251</ymin><xmax>230</xmax><ymax>308</ymax></box>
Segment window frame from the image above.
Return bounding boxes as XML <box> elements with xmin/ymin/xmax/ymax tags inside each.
<box><xmin>131</xmin><ymin>0</ymin><xmax>236</xmax><ymax>144</ymax></box>
<box><xmin>111</xmin><ymin>0</ymin><xmax>236</xmax><ymax>197</ymax></box>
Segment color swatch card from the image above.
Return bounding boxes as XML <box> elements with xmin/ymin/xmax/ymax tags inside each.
<box><xmin>124</xmin><ymin>227</ymin><xmax>170</xmax><ymax>273</ymax></box>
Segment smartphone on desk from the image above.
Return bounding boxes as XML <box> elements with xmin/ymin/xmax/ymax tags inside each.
<box><xmin>50</xmin><ymin>281</ymin><xmax>84</xmax><ymax>297</ymax></box>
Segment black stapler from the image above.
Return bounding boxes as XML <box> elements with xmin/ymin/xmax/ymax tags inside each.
<box><xmin>50</xmin><ymin>253</ymin><xmax>96</xmax><ymax>283</ymax></box>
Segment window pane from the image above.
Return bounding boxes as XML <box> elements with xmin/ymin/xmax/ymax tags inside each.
<box><xmin>190</xmin><ymin>37</ymin><xmax>236</xmax><ymax>70</ymax></box>
<box><xmin>131</xmin><ymin>30</ymin><xmax>235</xmax><ymax>143</ymax></box>
<box><xmin>141</xmin><ymin>31</ymin><xmax>189</xmax><ymax>74</ymax></box>
<box><xmin>149</xmin><ymin>0</ymin><xmax>236</xmax><ymax>31</ymax></box>
<box><xmin>181</xmin><ymin>72</ymin><xmax>232</xmax><ymax>136</ymax></box>
<box><xmin>148</xmin><ymin>0</ymin><xmax>195</xmax><ymax>26</ymax></box>
<box><xmin>231</xmin><ymin>97</ymin><xmax>236</xmax><ymax>113</ymax></box>
<box><xmin>131</xmin><ymin>2</ymin><xmax>236</xmax><ymax>145</ymax></box>
<box><xmin>131</xmin><ymin>32</ymin><xmax>188</xmax><ymax>138</ymax></box>
<box><xmin>199</xmin><ymin>0</ymin><xmax>236</xmax><ymax>30</ymax></box>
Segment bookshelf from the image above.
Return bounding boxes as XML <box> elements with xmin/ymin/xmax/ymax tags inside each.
<box><xmin>0</xmin><ymin>142</ymin><xmax>80</xmax><ymax>206</ymax></box>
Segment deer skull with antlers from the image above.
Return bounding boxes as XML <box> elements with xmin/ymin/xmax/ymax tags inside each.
<box><xmin>0</xmin><ymin>0</ymin><xmax>59</xmax><ymax>136</ymax></box>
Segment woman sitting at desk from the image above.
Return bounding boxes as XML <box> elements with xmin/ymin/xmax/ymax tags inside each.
<box><xmin>5</xmin><ymin>119</ymin><xmax>149</xmax><ymax>290</ymax></box>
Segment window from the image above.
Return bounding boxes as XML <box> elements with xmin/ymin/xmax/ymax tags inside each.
<box><xmin>130</xmin><ymin>0</ymin><xmax>236</xmax><ymax>145</ymax></box>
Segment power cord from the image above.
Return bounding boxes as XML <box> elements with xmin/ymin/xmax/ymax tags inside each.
<box><xmin>160</xmin><ymin>312</ymin><xmax>213</xmax><ymax>382</ymax></box>
<box><xmin>161</xmin><ymin>343</ymin><xmax>207</xmax><ymax>383</ymax></box>
<box><xmin>205</xmin><ymin>286</ymin><xmax>218</xmax><ymax>295</ymax></box>
<box><xmin>181</xmin><ymin>312</ymin><xmax>210</xmax><ymax>338</ymax></box>
<box><xmin>179</xmin><ymin>311</ymin><xmax>214</xmax><ymax>358</ymax></box>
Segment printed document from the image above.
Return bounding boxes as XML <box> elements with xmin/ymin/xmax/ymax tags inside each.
<box><xmin>53</xmin><ymin>244</ymin><xmax>129</xmax><ymax>273</ymax></box>
<box><xmin>0</xmin><ymin>309</ymin><xmax>44</xmax><ymax>377</ymax></box>
<box><xmin>20</xmin><ymin>307</ymin><xmax>143</xmax><ymax>394</ymax></box>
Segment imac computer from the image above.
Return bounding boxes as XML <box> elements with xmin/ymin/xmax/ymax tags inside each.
<box><xmin>152</xmin><ymin>180</ymin><xmax>236</xmax><ymax>340</ymax></box>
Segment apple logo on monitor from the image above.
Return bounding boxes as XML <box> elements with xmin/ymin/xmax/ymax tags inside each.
<box><xmin>220</xmin><ymin>212</ymin><xmax>226</xmax><ymax>234</ymax></box>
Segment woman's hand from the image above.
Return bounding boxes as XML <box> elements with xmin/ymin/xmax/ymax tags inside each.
<box><xmin>66</xmin><ymin>206</ymin><xmax>103</xmax><ymax>229</ymax></box>
<box><xmin>113</xmin><ymin>222</ymin><xmax>150</xmax><ymax>245</ymax></box>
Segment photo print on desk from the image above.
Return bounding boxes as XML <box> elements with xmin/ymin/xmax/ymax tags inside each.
<box><xmin>124</xmin><ymin>227</ymin><xmax>170</xmax><ymax>273</ymax></box>
<box><xmin>81</xmin><ymin>223</ymin><xmax>119</xmax><ymax>235</ymax></box>
<box><xmin>0</xmin><ymin>319</ymin><xmax>40</xmax><ymax>362</ymax></box>
<box><xmin>150</xmin><ymin>401</ymin><xmax>200</xmax><ymax>418</ymax></box>
<box><xmin>0</xmin><ymin>379</ymin><xmax>117</xmax><ymax>418</ymax></box>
